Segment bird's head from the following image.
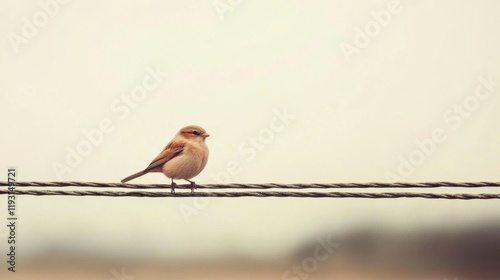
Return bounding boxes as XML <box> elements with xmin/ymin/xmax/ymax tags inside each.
<box><xmin>178</xmin><ymin>125</ymin><xmax>210</xmax><ymax>142</ymax></box>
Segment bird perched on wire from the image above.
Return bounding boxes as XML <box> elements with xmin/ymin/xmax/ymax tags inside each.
<box><xmin>121</xmin><ymin>125</ymin><xmax>210</xmax><ymax>193</ymax></box>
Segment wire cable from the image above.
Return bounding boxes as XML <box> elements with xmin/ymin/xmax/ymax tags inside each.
<box><xmin>1</xmin><ymin>181</ymin><xmax>500</xmax><ymax>189</ymax></box>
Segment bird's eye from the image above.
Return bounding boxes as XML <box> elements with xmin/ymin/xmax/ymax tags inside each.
<box><xmin>192</xmin><ymin>131</ymin><xmax>199</xmax><ymax>135</ymax></box>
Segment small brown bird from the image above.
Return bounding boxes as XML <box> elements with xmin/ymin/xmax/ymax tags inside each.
<box><xmin>121</xmin><ymin>125</ymin><xmax>210</xmax><ymax>193</ymax></box>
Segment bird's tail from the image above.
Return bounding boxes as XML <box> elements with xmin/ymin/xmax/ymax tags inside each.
<box><xmin>121</xmin><ymin>170</ymin><xmax>148</xmax><ymax>183</ymax></box>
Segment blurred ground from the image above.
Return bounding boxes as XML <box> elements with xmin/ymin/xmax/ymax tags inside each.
<box><xmin>2</xmin><ymin>221</ymin><xmax>498</xmax><ymax>280</ymax></box>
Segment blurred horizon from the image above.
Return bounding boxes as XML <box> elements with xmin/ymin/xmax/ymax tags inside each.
<box><xmin>2</xmin><ymin>219</ymin><xmax>499</xmax><ymax>279</ymax></box>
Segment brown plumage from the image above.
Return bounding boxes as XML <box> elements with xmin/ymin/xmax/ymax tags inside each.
<box><xmin>121</xmin><ymin>125</ymin><xmax>210</xmax><ymax>193</ymax></box>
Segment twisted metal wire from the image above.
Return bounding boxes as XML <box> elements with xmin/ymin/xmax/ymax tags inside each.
<box><xmin>1</xmin><ymin>181</ymin><xmax>500</xmax><ymax>189</ymax></box>
<box><xmin>1</xmin><ymin>181</ymin><xmax>499</xmax><ymax>199</ymax></box>
<box><xmin>0</xmin><ymin>189</ymin><xmax>499</xmax><ymax>199</ymax></box>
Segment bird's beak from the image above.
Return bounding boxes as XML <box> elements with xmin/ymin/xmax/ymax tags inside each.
<box><xmin>202</xmin><ymin>133</ymin><xmax>210</xmax><ymax>139</ymax></box>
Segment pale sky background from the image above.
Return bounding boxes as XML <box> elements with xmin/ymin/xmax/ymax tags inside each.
<box><xmin>1</xmin><ymin>0</ymin><xmax>500</xmax><ymax>262</ymax></box>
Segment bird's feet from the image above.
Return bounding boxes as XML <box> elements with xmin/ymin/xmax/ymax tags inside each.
<box><xmin>170</xmin><ymin>181</ymin><xmax>177</xmax><ymax>193</ymax></box>
<box><xmin>187</xmin><ymin>180</ymin><xmax>197</xmax><ymax>193</ymax></box>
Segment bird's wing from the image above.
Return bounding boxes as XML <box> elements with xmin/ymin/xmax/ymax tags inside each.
<box><xmin>144</xmin><ymin>140</ymin><xmax>185</xmax><ymax>172</ymax></box>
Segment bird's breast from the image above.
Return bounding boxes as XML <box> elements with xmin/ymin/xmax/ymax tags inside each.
<box><xmin>162</xmin><ymin>142</ymin><xmax>209</xmax><ymax>180</ymax></box>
